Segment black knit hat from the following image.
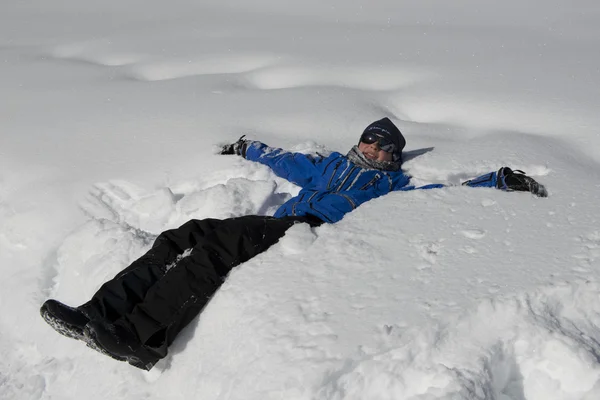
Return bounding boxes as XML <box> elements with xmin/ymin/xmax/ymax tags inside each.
<box><xmin>360</xmin><ymin>117</ymin><xmax>406</xmax><ymax>162</ymax></box>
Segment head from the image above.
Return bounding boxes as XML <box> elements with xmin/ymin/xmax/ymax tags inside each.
<box><xmin>358</xmin><ymin>118</ymin><xmax>406</xmax><ymax>163</ymax></box>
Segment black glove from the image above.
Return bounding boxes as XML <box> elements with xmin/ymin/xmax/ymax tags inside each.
<box><xmin>220</xmin><ymin>135</ymin><xmax>251</xmax><ymax>157</ymax></box>
<box><xmin>496</xmin><ymin>167</ymin><xmax>548</xmax><ymax>197</ymax></box>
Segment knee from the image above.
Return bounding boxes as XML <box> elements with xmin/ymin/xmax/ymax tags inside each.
<box><xmin>154</xmin><ymin>218</ymin><xmax>221</xmax><ymax>248</ymax></box>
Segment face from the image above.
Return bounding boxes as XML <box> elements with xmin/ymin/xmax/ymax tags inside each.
<box><xmin>358</xmin><ymin>141</ymin><xmax>393</xmax><ymax>162</ymax></box>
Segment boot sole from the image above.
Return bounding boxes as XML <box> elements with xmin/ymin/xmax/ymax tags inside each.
<box><xmin>83</xmin><ymin>328</ymin><xmax>155</xmax><ymax>370</ymax></box>
<box><xmin>40</xmin><ymin>308</ymin><xmax>85</xmax><ymax>341</ymax></box>
<box><xmin>41</xmin><ymin>303</ymin><xmax>157</xmax><ymax>370</ymax></box>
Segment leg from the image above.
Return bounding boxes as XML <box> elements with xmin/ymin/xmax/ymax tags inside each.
<box><xmin>85</xmin><ymin>215</ymin><xmax>318</xmax><ymax>369</ymax></box>
<box><xmin>41</xmin><ymin>218</ymin><xmax>232</xmax><ymax>339</ymax></box>
<box><xmin>80</xmin><ymin>218</ymin><xmax>225</xmax><ymax>322</ymax></box>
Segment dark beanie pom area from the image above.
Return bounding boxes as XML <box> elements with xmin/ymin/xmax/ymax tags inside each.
<box><xmin>361</xmin><ymin>117</ymin><xmax>406</xmax><ymax>161</ymax></box>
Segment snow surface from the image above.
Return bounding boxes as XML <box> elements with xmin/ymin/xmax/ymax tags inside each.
<box><xmin>1</xmin><ymin>1</ymin><xmax>600</xmax><ymax>399</ymax></box>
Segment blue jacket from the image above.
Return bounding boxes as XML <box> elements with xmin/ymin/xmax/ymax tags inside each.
<box><xmin>244</xmin><ymin>142</ymin><xmax>442</xmax><ymax>223</ymax></box>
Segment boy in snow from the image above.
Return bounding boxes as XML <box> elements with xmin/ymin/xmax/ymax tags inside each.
<box><xmin>40</xmin><ymin>117</ymin><xmax>547</xmax><ymax>370</ymax></box>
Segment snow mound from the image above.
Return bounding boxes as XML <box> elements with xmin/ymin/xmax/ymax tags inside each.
<box><xmin>48</xmin><ymin>168</ymin><xmax>298</xmax><ymax>300</ymax></box>
<box><xmin>79</xmin><ymin>174</ymin><xmax>294</xmax><ymax>235</ymax></box>
<box><xmin>245</xmin><ymin>64</ymin><xmax>434</xmax><ymax>91</ymax></box>
<box><xmin>317</xmin><ymin>281</ymin><xmax>600</xmax><ymax>400</ymax></box>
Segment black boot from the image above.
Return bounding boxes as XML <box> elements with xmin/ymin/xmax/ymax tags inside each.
<box><xmin>40</xmin><ymin>299</ymin><xmax>90</xmax><ymax>341</ymax></box>
<box><xmin>83</xmin><ymin>320</ymin><xmax>161</xmax><ymax>370</ymax></box>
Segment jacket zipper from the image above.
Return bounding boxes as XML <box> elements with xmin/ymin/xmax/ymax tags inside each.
<box><xmin>336</xmin><ymin>166</ymin><xmax>357</xmax><ymax>191</ymax></box>
<box><xmin>359</xmin><ymin>174</ymin><xmax>379</xmax><ymax>190</ymax></box>
<box><xmin>327</xmin><ymin>161</ymin><xmax>342</xmax><ymax>189</ymax></box>
<box><xmin>292</xmin><ymin>193</ymin><xmax>308</xmax><ymax>216</ymax></box>
<box><xmin>339</xmin><ymin>193</ymin><xmax>357</xmax><ymax>209</ymax></box>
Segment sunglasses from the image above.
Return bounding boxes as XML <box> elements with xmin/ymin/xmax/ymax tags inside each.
<box><xmin>360</xmin><ymin>132</ymin><xmax>396</xmax><ymax>153</ymax></box>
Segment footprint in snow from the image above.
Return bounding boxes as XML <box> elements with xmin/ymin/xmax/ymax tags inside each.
<box><xmin>460</xmin><ymin>229</ymin><xmax>486</xmax><ymax>240</ymax></box>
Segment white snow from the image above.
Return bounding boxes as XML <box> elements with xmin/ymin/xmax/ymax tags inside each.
<box><xmin>1</xmin><ymin>0</ymin><xmax>600</xmax><ymax>399</ymax></box>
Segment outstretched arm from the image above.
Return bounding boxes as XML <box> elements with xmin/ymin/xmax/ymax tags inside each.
<box><xmin>220</xmin><ymin>138</ymin><xmax>322</xmax><ymax>187</ymax></box>
<box><xmin>387</xmin><ymin>167</ymin><xmax>546</xmax><ymax>197</ymax></box>
<box><xmin>386</xmin><ymin>171</ymin><xmax>443</xmax><ymax>192</ymax></box>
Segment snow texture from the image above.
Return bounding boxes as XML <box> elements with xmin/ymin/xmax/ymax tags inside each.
<box><xmin>1</xmin><ymin>1</ymin><xmax>600</xmax><ymax>399</ymax></box>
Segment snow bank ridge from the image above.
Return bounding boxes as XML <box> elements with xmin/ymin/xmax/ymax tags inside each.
<box><xmin>317</xmin><ymin>281</ymin><xmax>600</xmax><ymax>400</ymax></box>
<box><xmin>49</xmin><ymin>42</ymin><xmax>433</xmax><ymax>90</ymax></box>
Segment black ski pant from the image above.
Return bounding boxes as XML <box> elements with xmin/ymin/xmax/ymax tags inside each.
<box><xmin>79</xmin><ymin>214</ymin><xmax>322</xmax><ymax>362</ymax></box>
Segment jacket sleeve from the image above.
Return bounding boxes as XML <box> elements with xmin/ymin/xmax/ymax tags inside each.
<box><xmin>385</xmin><ymin>171</ymin><xmax>412</xmax><ymax>192</ymax></box>
<box><xmin>244</xmin><ymin>141</ymin><xmax>323</xmax><ymax>187</ymax></box>
<box><xmin>387</xmin><ymin>172</ymin><xmax>445</xmax><ymax>192</ymax></box>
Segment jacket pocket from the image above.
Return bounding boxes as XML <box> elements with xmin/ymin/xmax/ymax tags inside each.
<box><xmin>359</xmin><ymin>174</ymin><xmax>380</xmax><ymax>190</ymax></box>
<box><xmin>337</xmin><ymin>193</ymin><xmax>357</xmax><ymax>210</ymax></box>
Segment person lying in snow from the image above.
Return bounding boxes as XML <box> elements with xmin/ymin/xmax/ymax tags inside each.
<box><xmin>40</xmin><ymin>117</ymin><xmax>547</xmax><ymax>370</ymax></box>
